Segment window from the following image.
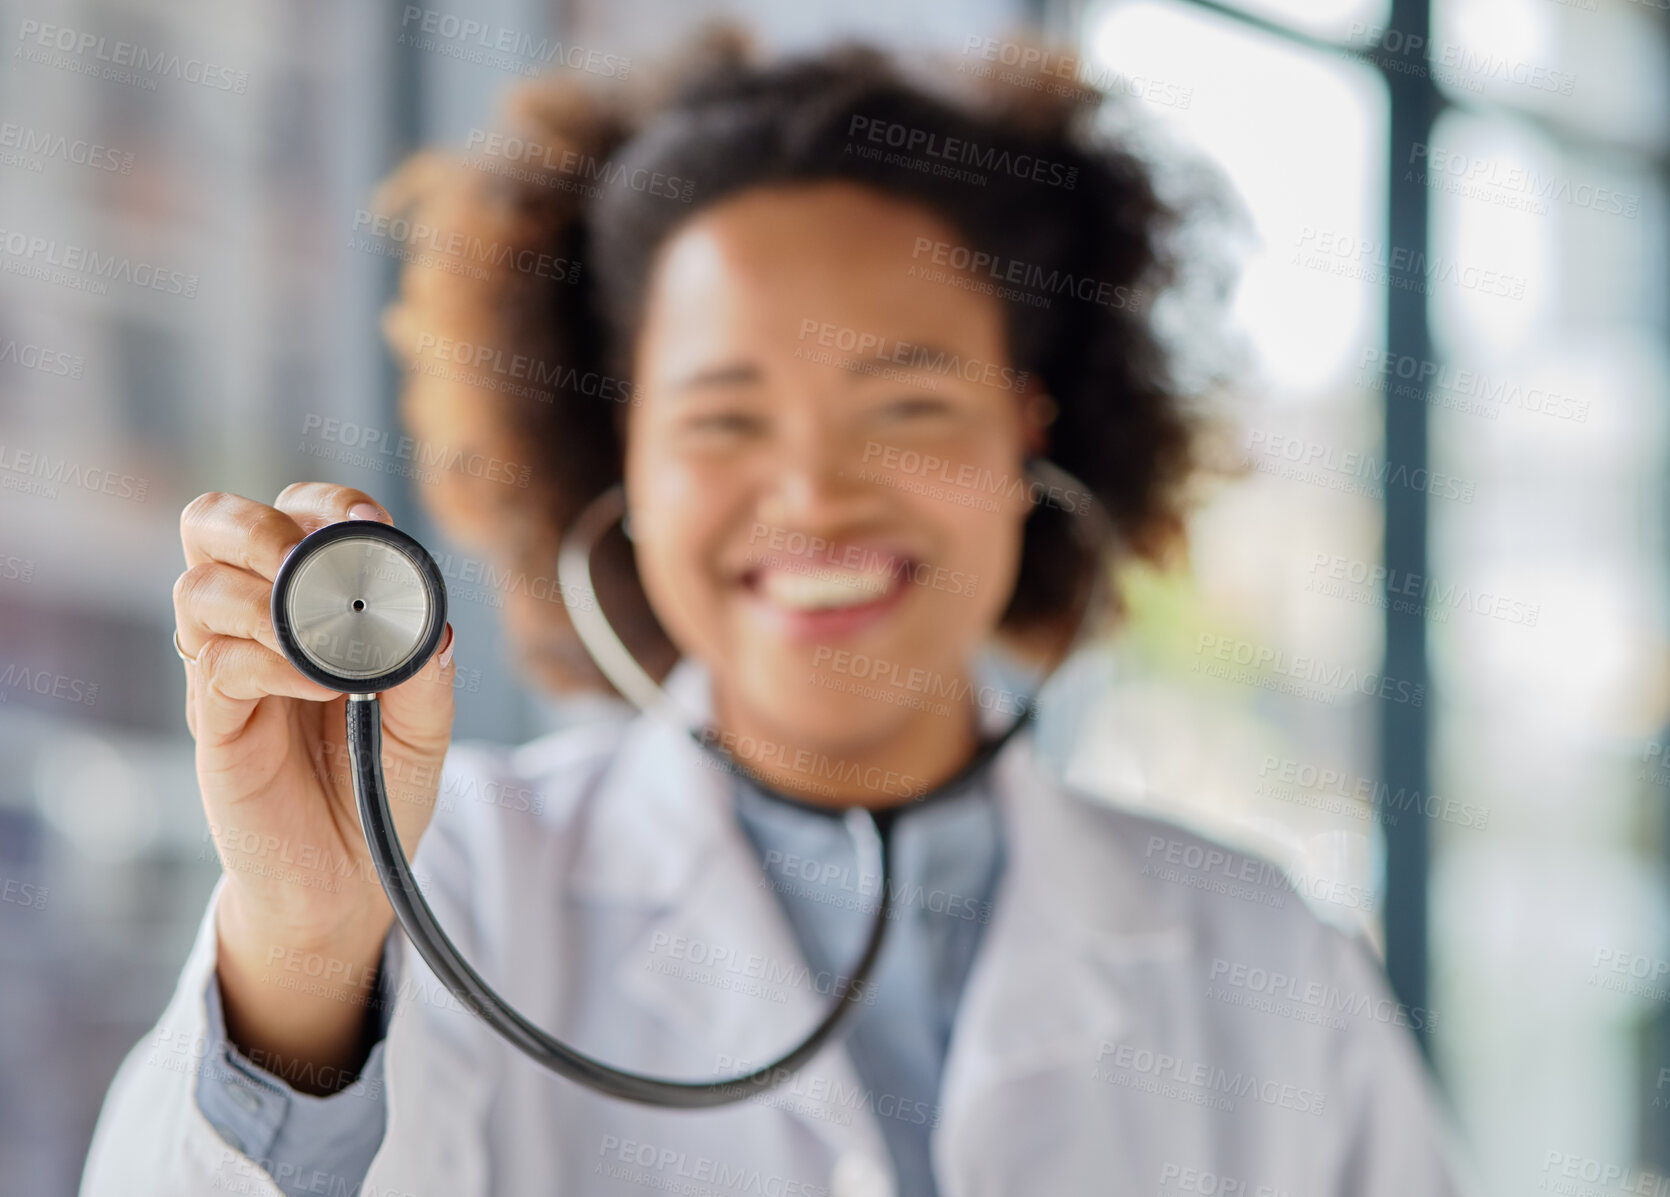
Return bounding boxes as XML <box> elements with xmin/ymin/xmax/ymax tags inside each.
<box><xmin>1057</xmin><ymin>0</ymin><xmax>1670</xmax><ymax>1183</ymax></box>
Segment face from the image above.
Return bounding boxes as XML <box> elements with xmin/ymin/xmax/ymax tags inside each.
<box><xmin>624</xmin><ymin>181</ymin><xmax>1046</xmax><ymax>753</ymax></box>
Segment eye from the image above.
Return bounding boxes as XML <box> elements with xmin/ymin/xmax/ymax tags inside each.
<box><xmin>881</xmin><ymin>395</ymin><xmax>952</xmax><ymax>420</ymax></box>
<box><xmin>684</xmin><ymin>411</ymin><xmax>766</xmax><ymax>437</ymax></box>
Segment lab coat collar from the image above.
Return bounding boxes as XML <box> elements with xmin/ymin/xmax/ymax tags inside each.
<box><xmin>566</xmin><ymin>655</ymin><xmax>1189</xmax><ymax>947</ymax></box>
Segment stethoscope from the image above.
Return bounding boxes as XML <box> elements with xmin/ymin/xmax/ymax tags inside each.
<box><xmin>267</xmin><ymin>459</ymin><xmax>1111</xmax><ymax>1108</ymax></box>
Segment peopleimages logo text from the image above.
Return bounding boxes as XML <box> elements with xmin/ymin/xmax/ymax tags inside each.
<box><xmin>847</xmin><ymin>115</ymin><xmax>1078</xmax><ymax>189</ymax></box>
<box><xmin>0</xmin><ymin>228</ymin><xmax>198</xmax><ymax>296</ymax></box>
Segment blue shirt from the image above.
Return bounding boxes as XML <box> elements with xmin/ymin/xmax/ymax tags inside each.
<box><xmin>194</xmin><ymin>764</ymin><xmax>1006</xmax><ymax>1197</ymax></box>
<box><xmin>731</xmin><ymin>768</ymin><xmax>1005</xmax><ymax>1197</ymax></box>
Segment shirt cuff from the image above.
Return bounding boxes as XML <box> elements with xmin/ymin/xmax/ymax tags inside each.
<box><xmin>194</xmin><ymin>930</ymin><xmax>398</xmax><ymax>1197</ymax></box>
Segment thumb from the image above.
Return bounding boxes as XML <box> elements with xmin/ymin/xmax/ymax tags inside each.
<box><xmin>377</xmin><ymin>621</ymin><xmax>456</xmax><ymax>761</ymax></box>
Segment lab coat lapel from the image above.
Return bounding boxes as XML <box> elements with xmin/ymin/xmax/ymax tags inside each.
<box><xmin>566</xmin><ymin>659</ymin><xmax>894</xmax><ymax>1170</ymax></box>
<box><xmin>933</xmin><ymin>729</ymin><xmax>1196</xmax><ymax>1194</ymax></box>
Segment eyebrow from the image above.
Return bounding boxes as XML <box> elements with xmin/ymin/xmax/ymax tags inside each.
<box><xmin>672</xmin><ymin>341</ymin><xmax>970</xmax><ymax>392</ymax></box>
<box><xmin>672</xmin><ymin>362</ymin><xmax>762</xmax><ymax>392</ymax></box>
<box><xmin>861</xmin><ymin>342</ymin><xmax>962</xmax><ymax>378</ymax></box>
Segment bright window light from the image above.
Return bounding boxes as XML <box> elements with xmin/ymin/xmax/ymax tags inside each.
<box><xmin>1085</xmin><ymin>0</ymin><xmax>1387</xmax><ymax>402</ymax></box>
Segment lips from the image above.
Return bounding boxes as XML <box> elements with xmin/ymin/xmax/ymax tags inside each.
<box><xmin>737</xmin><ymin>544</ymin><xmax>919</xmax><ymax>642</ymax></box>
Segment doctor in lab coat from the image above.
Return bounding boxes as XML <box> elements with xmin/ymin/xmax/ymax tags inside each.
<box><xmin>81</xmin><ymin>44</ymin><xmax>1469</xmax><ymax>1196</ymax></box>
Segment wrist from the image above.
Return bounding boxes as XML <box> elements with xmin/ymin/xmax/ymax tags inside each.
<box><xmin>214</xmin><ymin>886</ymin><xmax>392</xmax><ymax>1081</ymax></box>
<box><xmin>217</xmin><ymin>882</ymin><xmax>393</xmax><ymax>975</ymax></box>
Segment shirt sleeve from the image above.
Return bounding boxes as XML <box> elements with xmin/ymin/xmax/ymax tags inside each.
<box><xmin>192</xmin><ymin>932</ymin><xmax>397</xmax><ymax>1197</ymax></box>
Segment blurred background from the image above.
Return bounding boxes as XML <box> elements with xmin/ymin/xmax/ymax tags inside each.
<box><xmin>1</xmin><ymin>0</ymin><xmax>1666</xmax><ymax>1193</ymax></box>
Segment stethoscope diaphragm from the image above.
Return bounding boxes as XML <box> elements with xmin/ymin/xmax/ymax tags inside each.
<box><xmin>271</xmin><ymin>520</ymin><xmax>448</xmax><ymax>694</ymax></box>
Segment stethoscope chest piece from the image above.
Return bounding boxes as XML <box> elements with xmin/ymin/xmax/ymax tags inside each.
<box><xmin>272</xmin><ymin>519</ymin><xmax>448</xmax><ymax>694</ymax></box>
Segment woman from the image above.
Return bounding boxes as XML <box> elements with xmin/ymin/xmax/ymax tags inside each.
<box><xmin>81</xmin><ymin>34</ymin><xmax>1464</xmax><ymax>1197</ymax></box>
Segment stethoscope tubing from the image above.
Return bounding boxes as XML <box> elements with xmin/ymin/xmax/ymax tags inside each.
<box><xmin>346</xmin><ymin>690</ymin><xmax>914</xmax><ymax>1108</ymax></box>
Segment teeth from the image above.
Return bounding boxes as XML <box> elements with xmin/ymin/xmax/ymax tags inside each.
<box><xmin>760</xmin><ymin>566</ymin><xmax>894</xmax><ymax>611</ymax></box>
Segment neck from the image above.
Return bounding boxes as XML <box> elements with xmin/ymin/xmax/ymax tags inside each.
<box><xmin>709</xmin><ymin>674</ymin><xmax>982</xmax><ymax>811</ymax></box>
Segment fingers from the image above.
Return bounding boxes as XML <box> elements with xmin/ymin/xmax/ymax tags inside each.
<box><xmin>189</xmin><ymin>636</ymin><xmax>340</xmax><ymax>743</ymax></box>
<box><xmin>180</xmin><ymin>492</ymin><xmax>309</xmax><ymax>580</ymax></box>
<box><xmin>273</xmin><ymin>482</ymin><xmax>392</xmax><ymax>535</ymax></box>
<box><xmin>179</xmin><ymin>485</ymin><xmax>393</xmax><ymax>582</ymax></box>
<box><xmin>377</xmin><ymin>623</ymin><xmax>457</xmax><ymax>760</ymax></box>
<box><xmin>173</xmin><ymin>560</ymin><xmax>284</xmax><ymax>662</ymax></box>
<box><xmin>174</xmin><ymin>483</ymin><xmax>402</xmax><ymax>745</ymax></box>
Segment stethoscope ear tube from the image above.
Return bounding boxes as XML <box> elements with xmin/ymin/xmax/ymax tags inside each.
<box><xmin>344</xmin><ymin>692</ymin><xmax>895</xmax><ymax>1108</ymax></box>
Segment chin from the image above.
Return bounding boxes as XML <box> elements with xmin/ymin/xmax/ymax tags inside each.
<box><xmin>733</xmin><ymin>653</ymin><xmax>896</xmax><ymax>747</ymax></box>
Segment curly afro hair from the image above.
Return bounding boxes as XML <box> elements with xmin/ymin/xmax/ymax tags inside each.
<box><xmin>376</xmin><ymin>27</ymin><xmax>1242</xmax><ymax>697</ymax></box>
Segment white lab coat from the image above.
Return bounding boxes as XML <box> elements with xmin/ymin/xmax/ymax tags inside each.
<box><xmin>81</xmin><ymin>658</ymin><xmax>1468</xmax><ymax>1197</ymax></box>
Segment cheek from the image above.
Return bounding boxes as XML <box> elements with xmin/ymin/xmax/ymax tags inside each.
<box><xmin>626</xmin><ymin>453</ymin><xmax>729</xmax><ymax>651</ymax></box>
<box><xmin>908</xmin><ymin>491</ymin><xmax>1028</xmax><ymax>632</ymax></box>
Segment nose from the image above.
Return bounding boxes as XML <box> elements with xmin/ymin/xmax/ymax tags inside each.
<box><xmin>754</xmin><ymin>418</ymin><xmax>883</xmax><ymax>534</ymax></box>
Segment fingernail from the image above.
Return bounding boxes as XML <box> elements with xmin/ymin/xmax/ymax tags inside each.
<box><xmin>348</xmin><ymin>501</ymin><xmax>388</xmax><ymax>523</ymax></box>
<box><xmin>437</xmin><ymin>623</ymin><xmax>455</xmax><ymax>669</ymax></box>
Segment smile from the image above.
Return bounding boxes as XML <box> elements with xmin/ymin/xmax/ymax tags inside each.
<box><xmin>739</xmin><ymin>553</ymin><xmax>917</xmax><ymax>641</ymax></box>
<box><xmin>756</xmin><ymin>561</ymin><xmax>897</xmax><ymax>609</ymax></box>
